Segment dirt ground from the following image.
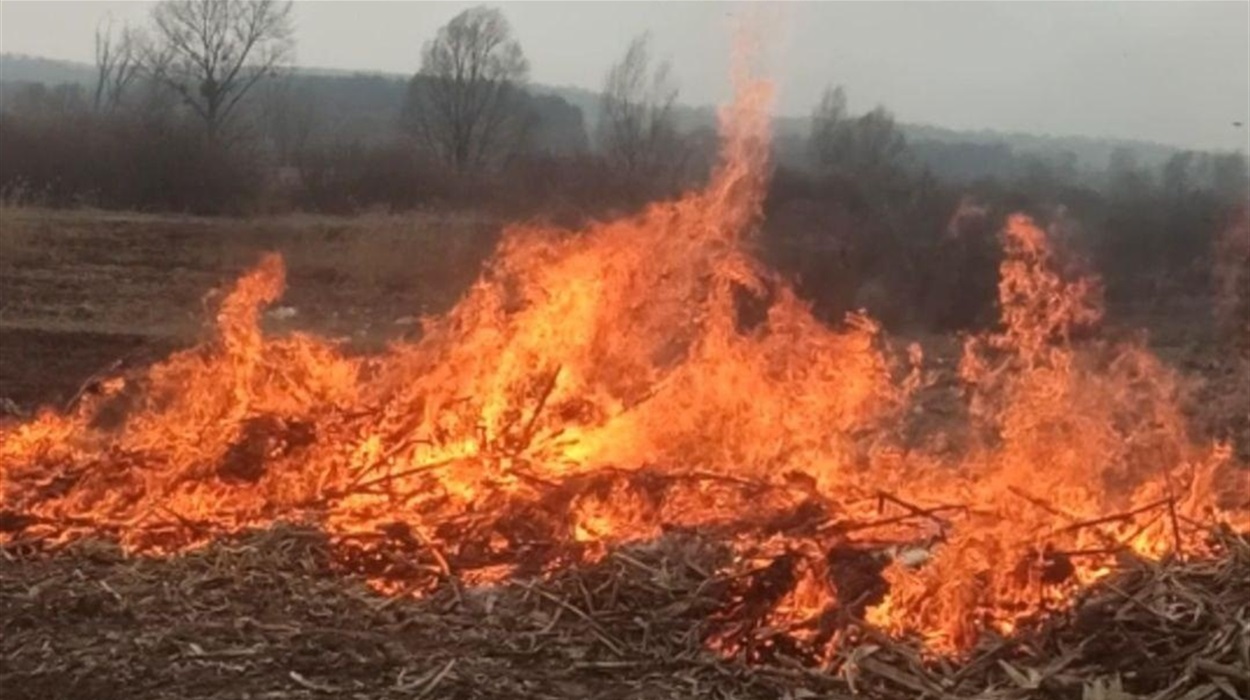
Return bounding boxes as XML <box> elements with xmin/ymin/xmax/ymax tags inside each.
<box><xmin>2</xmin><ymin>521</ymin><xmax>1247</xmax><ymax>700</ymax></box>
<box><xmin>0</xmin><ymin>207</ymin><xmax>499</xmax><ymax>409</ymax></box>
<box><xmin>1</xmin><ymin>528</ymin><xmax>791</xmax><ymax>700</ymax></box>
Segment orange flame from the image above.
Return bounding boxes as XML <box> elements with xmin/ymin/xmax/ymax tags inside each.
<box><xmin>1</xmin><ymin>73</ymin><xmax>1246</xmax><ymax>658</ymax></box>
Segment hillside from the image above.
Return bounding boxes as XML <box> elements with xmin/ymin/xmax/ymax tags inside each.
<box><xmin>0</xmin><ymin>51</ymin><xmax>1196</xmax><ymax>175</ymax></box>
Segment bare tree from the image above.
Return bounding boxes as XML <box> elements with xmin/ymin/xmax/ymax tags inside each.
<box><xmin>258</xmin><ymin>79</ymin><xmax>320</xmax><ymax>166</ymax></box>
<box><xmin>147</xmin><ymin>0</ymin><xmax>294</xmax><ymax>142</ymax></box>
<box><xmin>810</xmin><ymin>85</ymin><xmax>850</xmax><ymax>169</ymax></box>
<box><xmin>1105</xmin><ymin>147</ymin><xmax>1154</xmax><ymax>200</ymax></box>
<box><xmin>598</xmin><ymin>33</ymin><xmax>682</xmax><ymax>188</ymax></box>
<box><xmin>848</xmin><ymin>107</ymin><xmax>909</xmax><ymax>181</ymax></box>
<box><xmin>1210</xmin><ymin>152</ymin><xmax>1250</xmax><ymax>201</ymax></box>
<box><xmin>1161</xmin><ymin>151</ymin><xmax>1197</xmax><ymax>199</ymax></box>
<box><xmin>402</xmin><ymin>6</ymin><xmax>529</xmax><ymax>173</ymax></box>
<box><xmin>811</xmin><ymin>85</ymin><xmax>908</xmax><ymax>187</ymax></box>
<box><xmin>94</xmin><ymin>17</ymin><xmax>143</xmax><ymax>112</ymax></box>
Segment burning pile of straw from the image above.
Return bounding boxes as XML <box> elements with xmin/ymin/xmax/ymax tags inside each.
<box><xmin>3</xmin><ymin>64</ymin><xmax>1248</xmax><ymax>700</ymax></box>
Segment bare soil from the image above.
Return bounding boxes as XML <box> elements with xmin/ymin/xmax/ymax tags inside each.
<box><xmin>3</xmin><ymin>526</ymin><xmax>1247</xmax><ymax>700</ymax></box>
<box><xmin>0</xmin><ymin>207</ymin><xmax>499</xmax><ymax>410</ymax></box>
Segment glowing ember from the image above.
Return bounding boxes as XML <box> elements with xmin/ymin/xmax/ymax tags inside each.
<box><xmin>1</xmin><ymin>69</ymin><xmax>1246</xmax><ymax>660</ymax></box>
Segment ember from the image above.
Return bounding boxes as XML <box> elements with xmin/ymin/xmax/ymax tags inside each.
<box><xmin>1</xmin><ymin>55</ymin><xmax>1247</xmax><ymax>690</ymax></box>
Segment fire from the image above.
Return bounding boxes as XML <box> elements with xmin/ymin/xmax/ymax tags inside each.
<box><xmin>1</xmin><ymin>70</ymin><xmax>1246</xmax><ymax>660</ymax></box>
<box><xmin>866</xmin><ymin>214</ymin><xmax>1244</xmax><ymax>651</ymax></box>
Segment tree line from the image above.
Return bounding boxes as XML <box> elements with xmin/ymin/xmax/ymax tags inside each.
<box><xmin>1</xmin><ymin>0</ymin><xmax>1246</xmax><ymax>334</ymax></box>
<box><xmin>764</xmin><ymin>83</ymin><xmax>1248</xmax><ymax>331</ymax></box>
<box><xmin>0</xmin><ymin>2</ymin><xmax>705</xmax><ymax>215</ymax></box>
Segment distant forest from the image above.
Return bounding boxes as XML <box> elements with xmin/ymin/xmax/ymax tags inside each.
<box><xmin>0</xmin><ymin>51</ymin><xmax>1208</xmax><ymax>181</ymax></box>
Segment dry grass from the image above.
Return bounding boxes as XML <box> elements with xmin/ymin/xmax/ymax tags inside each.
<box><xmin>0</xmin><ymin>206</ymin><xmax>499</xmax><ymax>341</ymax></box>
<box><xmin>0</xmin><ymin>206</ymin><xmax>500</xmax><ymax>408</ymax></box>
<box><xmin>2</xmin><ymin>526</ymin><xmax>1247</xmax><ymax>700</ymax></box>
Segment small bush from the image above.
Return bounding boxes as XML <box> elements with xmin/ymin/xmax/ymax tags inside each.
<box><xmin>0</xmin><ymin>111</ymin><xmax>263</xmax><ymax>214</ymax></box>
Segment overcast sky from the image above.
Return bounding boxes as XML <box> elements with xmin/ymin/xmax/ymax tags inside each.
<box><xmin>2</xmin><ymin>1</ymin><xmax>1247</xmax><ymax>151</ymax></box>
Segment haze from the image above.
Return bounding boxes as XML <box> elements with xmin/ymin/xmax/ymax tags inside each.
<box><xmin>2</xmin><ymin>0</ymin><xmax>1247</xmax><ymax>151</ymax></box>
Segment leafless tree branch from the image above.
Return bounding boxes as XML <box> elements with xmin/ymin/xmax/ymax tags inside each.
<box><xmin>598</xmin><ymin>33</ymin><xmax>684</xmax><ymax>192</ymax></box>
<box><xmin>145</xmin><ymin>0</ymin><xmax>294</xmax><ymax>143</ymax></box>
<box><xmin>94</xmin><ymin>17</ymin><xmax>143</xmax><ymax>112</ymax></box>
<box><xmin>402</xmin><ymin>6</ymin><xmax>529</xmax><ymax>173</ymax></box>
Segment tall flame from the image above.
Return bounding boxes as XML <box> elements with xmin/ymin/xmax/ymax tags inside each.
<box><xmin>1</xmin><ymin>69</ymin><xmax>1245</xmax><ymax>658</ymax></box>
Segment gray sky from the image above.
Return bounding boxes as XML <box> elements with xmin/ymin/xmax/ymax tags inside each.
<box><xmin>2</xmin><ymin>1</ymin><xmax>1247</xmax><ymax>151</ymax></box>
